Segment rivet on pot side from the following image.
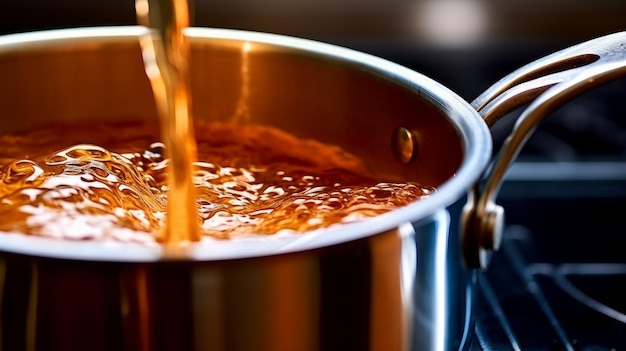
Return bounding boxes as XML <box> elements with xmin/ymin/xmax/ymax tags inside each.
<box><xmin>391</xmin><ymin>127</ymin><xmax>418</xmax><ymax>164</ymax></box>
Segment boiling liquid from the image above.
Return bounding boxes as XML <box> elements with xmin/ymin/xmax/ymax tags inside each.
<box><xmin>0</xmin><ymin>121</ymin><xmax>433</xmax><ymax>242</ymax></box>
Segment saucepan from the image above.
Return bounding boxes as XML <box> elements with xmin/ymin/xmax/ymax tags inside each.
<box><xmin>0</xmin><ymin>27</ymin><xmax>624</xmax><ymax>351</ymax></box>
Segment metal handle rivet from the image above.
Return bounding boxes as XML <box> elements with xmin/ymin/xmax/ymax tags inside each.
<box><xmin>392</xmin><ymin>127</ymin><xmax>417</xmax><ymax>164</ymax></box>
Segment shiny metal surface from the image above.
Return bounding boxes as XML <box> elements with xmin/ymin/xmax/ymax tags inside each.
<box><xmin>0</xmin><ymin>210</ymin><xmax>473</xmax><ymax>351</ymax></box>
<box><xmin>0</xmin><ymin>27</ymin><xmax>491</xmax><ymax>350</ymax></box>
<box><xmin>410</xmin><ymin>209</ymin><xmax>476</xmax><ymax>351</ymax></box>
<box><xmin>462</xmin><ymin>31</ymin><xmax>626</xmax><ymax>269</ymax></box>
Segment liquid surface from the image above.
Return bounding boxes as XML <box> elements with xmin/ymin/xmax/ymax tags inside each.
<box><xmin>0</xmin><ymin>121</ymin><xmax>433</xmax><ymax>243</ymax></box>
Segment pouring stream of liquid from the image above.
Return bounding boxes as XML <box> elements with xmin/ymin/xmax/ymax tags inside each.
<box><xmin>135</xmin><ymin>0</ymin><xmax>200</xmax><ymax>244</ymax></box>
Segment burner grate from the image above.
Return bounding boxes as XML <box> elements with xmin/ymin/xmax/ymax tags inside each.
<box><xmin>472</xmin><ymin>226</ymin><xmax>626</xmax><ymax>351</ymax></box>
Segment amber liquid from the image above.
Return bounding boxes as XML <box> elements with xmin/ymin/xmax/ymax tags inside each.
<box><xmin>0</xmin><ymin>121</ymin><xmax>432</xmax><ymax>242</ymax></box>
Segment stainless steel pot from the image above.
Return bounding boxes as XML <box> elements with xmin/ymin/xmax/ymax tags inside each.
<box><xmin>0</xmin><ymin>27</ymin><xmax>624</xmax><ymax>351</ymax></box>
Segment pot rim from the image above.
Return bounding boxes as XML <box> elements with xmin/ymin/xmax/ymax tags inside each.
<box><xmin>0</xmin><ymin>26</ymin><xmax>492</xmax><ymax>262</ymax></box>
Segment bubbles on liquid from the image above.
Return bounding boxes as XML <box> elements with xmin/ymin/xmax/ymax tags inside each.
<box><xmin>2</xmin><ymin>160</ymin><xmax>44</xmax><ymax>185</ymax></box>
<box><xmin>0</xmin><ymin>121</ymin><xmax>434</xmax><ymax>242</ymax></box>
<box><xmin>0</xmin><ymin>142</ymin><xmax>166</xmax><ymax>241</ymax></box>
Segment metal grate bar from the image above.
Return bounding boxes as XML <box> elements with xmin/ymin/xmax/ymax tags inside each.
<box><xmin>502</xmin><ymin>229</ymin><xmax>576</xmax><ymax>351</ymax></box>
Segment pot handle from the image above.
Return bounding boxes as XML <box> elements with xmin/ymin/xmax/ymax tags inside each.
<box><xmin>462</xmin><ymin>31</ymin><xmax>626</xmax><ymax>269</ymax></box>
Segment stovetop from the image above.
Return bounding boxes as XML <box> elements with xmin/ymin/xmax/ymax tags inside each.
<box><xmin>466</xmin><ymin>157</ymin><xmax>626</xmax><ymax>351</ymax></box>
<box><xmin>465</xmin><ymin>67</ymin><xmax>626</xmax><ymax>350</ymax></box>
<box><xmin>472</xmin><ymin>224</ymin><xmax>626</xmax><ymax>351</ymax></box>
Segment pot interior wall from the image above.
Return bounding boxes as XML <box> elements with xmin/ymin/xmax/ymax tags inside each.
<box><xmin>0</xmin><ymin>32</ymin><xmax>463</xmax><ymax>187</ymax></box>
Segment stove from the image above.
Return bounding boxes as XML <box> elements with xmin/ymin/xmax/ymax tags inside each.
<box><xmin>470</xmin><ymin>165</ymin><xmax>626</xmax><ymax>350</ymax></box>
<box><xmin>468</xmin><ymin>78</ymin><xmax>626</xmax><ymax>350</ymax></box>
<box><xmin>471</xmin><ymin>225</ymin><xmax>626</xmax><ymax>350</ymax></box>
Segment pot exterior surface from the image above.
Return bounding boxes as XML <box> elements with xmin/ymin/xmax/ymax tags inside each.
<box><xmin>0</xmin><ymin>209</ymin><xmax>472</xmax><ymax>351</ymax></box>
<box><xmin>0</xmin><ymin>27</ymin><xmax>489</xmax><ymax>350</ymax></box>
